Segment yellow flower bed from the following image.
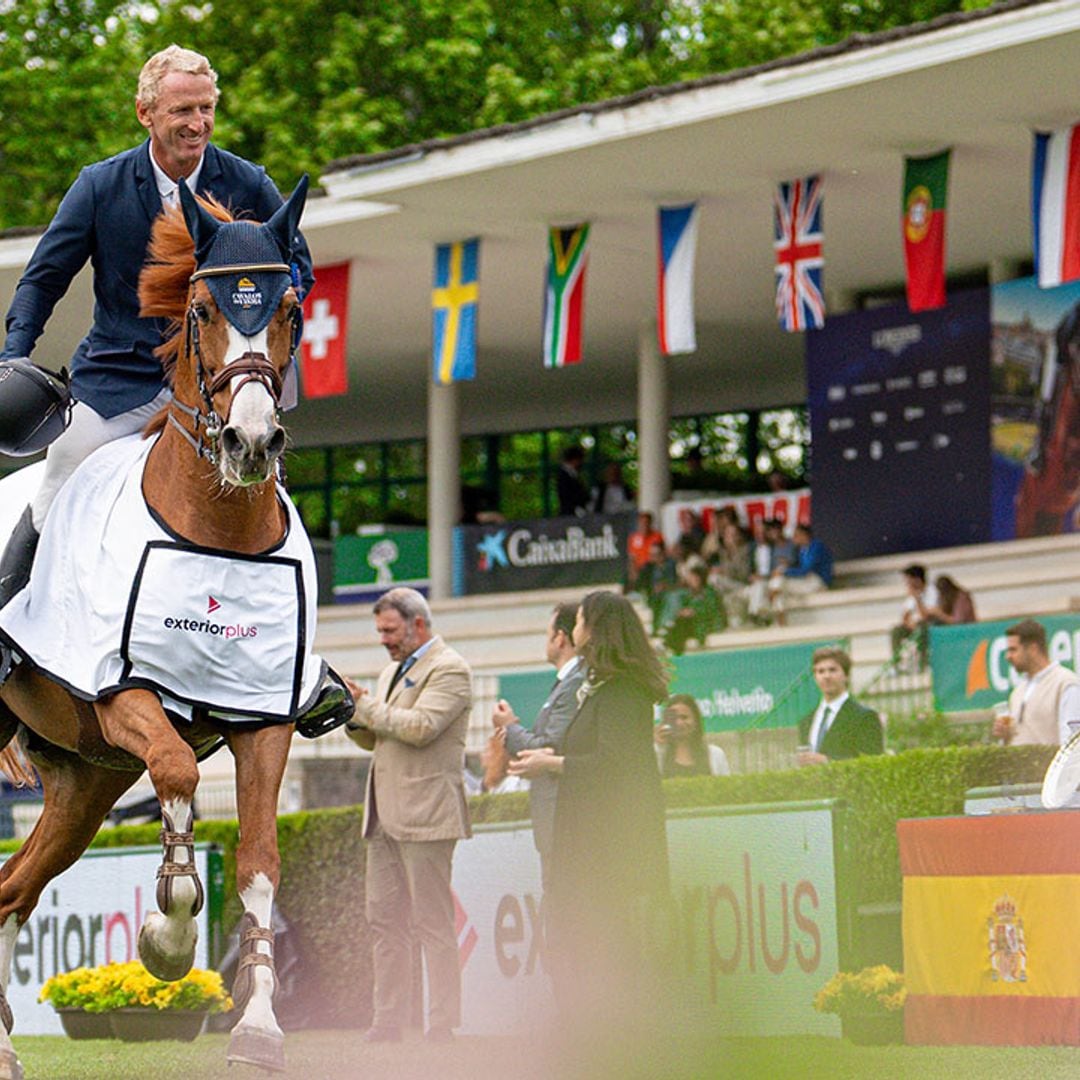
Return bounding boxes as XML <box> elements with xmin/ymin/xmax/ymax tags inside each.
<box><xmin>40</xmin><ymin>962</ymin><xmax>231</xmax><ymax>1013</ymax></box>
<box><xmin>813</xmin><ymin>964</ymin><xmax>907</xmax><ymax>1018</ymax></box>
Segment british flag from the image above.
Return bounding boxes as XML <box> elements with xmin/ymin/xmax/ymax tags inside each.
<box><xmin>773</xmin><ymin>174</ymin><xmax>824</xmax><ymax>332</ymax></box>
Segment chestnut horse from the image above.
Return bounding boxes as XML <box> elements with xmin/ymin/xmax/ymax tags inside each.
<box><xmin>0</xmin><ymin>179</ymin><xmax>312</xmax><ymax>1076</ymax></box>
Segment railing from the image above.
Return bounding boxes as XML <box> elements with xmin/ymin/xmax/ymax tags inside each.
<box><xmin>856</xmin><ymin>638</ymin><xmax>934</xmax><ymax>726</ymax></box>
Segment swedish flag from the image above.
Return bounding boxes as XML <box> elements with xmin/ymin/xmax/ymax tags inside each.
<box><xmin>432</xmin><ymin>238</ymin><xmax>479</xmax><ymax>385</ymax></box>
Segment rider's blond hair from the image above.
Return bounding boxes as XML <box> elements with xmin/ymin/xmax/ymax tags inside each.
<box><xmin>137</xmin><ymin>45</ymin><xmax>220</xmax><ymax>110</ymax></box>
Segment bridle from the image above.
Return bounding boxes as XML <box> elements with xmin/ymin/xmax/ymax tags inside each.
<box><xmin>168</xmin><ymin>261</ymin><xmax>300</xmax><ymax>466</ymax></box>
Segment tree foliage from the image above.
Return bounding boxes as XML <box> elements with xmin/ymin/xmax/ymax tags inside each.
<box><xmin>0</xmin><ymin>0</ymin><xmax>995</xmax><ymax>229</ymax></box>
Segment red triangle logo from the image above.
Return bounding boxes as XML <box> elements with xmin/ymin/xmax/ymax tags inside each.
<box><xmin>207</xmin><ymin>596</ymin><xmax>221</xmax><ymax>614</ymax></box>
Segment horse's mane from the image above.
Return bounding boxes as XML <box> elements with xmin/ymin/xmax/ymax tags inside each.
<box><xmin>138</xmin><ymin>195</ymin><xmax>236</xmax><ymax>382</ymax></box>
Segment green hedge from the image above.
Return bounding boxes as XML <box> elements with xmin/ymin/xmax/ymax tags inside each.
<box><xmin>0</xmin><ymin>745</ymin><xmax>1053</xmax><ymax>1022</ymax></box>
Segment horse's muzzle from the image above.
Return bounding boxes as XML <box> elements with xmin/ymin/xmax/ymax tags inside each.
<box><xmin>221</xmin><ymin>422</ymin><xmax>286</xmax><ymax>485</ymax></box>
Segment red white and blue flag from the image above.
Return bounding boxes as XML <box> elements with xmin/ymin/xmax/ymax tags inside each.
<box><xmin>1032</xmin><ymin>125</ymin><xmax>1080</xmax><ymax>288</ymax></box>
<box><xmin>657</xmin><ymin>203</ymin><xmax>699</xmax><ymax>355</ymax></box>
<box><xmin>773</xmin><ymin>175</ymin><xmax>824</xmax><ymax>332</ymax></box>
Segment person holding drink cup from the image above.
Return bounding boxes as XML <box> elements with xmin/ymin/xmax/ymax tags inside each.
<box><xmin>797</xmin><ymin>646</ymin><xmax>884</xmax><ymax>764</ymax></box>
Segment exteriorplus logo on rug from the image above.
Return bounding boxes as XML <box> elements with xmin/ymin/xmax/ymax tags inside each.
<box><xmin>161</xmin><ymin>596</ymin><xmax>259</xmax><ymax>640</ymax></box>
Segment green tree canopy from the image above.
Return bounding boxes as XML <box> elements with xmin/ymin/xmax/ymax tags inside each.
<box><xmin>0</xmin><ymin>0</ymin><xmax>994</xmax><ymax>230</ymax></box>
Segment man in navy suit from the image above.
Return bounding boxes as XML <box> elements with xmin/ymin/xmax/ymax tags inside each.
<box><xmin>797</xmin><ymin>645</ymin><xmax>884</xmax><ymax>763</ymax></box>
<box><xmin>492</xmin><ymin>601</ymin><xmax>585</xmax><ymax>895</ymax></box>
<box><xmin>0</xmin><ymin>44</ymin><xmax>313</xmax><ymax>609</ymax></box>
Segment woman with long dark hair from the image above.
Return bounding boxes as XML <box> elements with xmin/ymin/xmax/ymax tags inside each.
<box><xmin>655</xmin><ymin>694</ymin><xmax>731</xmax><ymax>777</ymax></box>
<box><xmin>510</xmin><ymin>590</ymin><xmax>671</xmax><ymax>1018</ymax></box>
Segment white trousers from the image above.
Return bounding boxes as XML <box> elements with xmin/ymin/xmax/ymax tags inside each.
<box><xmin>30</xmin><ymin>389</ymin><xmax>172</xmax><ymax>529</ymax></box>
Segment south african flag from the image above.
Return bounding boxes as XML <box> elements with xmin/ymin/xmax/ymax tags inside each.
<box><xmin>542</xmin><ymin>223</ymin><xmax>589</xmax><ymax>368</ymax></box>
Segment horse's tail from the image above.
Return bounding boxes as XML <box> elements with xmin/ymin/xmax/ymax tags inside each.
<box><xmin>0</xmin><ymin>742</ymin><xmax>36</xmax><ymax>790</ymax></box>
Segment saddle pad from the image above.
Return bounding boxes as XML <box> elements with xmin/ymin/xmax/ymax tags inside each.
<box><xmin>0</xmin><ymin>434</ymin><xmax>323</xmax><ymax>723</ymax></box>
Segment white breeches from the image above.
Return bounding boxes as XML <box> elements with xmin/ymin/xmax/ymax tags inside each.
<box><xmin>31</xmin><ymin>389</ymin><xmax>171</xmax><ymax>530</ymax></box>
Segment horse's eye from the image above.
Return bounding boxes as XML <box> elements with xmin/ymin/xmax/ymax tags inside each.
<box><xmin>192</xmin><ymin>302</ymin><xmax>211</xmax><ymax>324</ymax></box>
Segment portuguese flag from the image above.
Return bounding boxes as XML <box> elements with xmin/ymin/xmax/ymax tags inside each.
<box><xmin>902</xmin><ymin>150</ymin><xmax>950</xmax><ymax>312</ymax></box>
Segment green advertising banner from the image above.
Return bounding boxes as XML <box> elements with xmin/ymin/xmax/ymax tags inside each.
<box><xmin>332</xmin><ymin>530</ymin><xmax>429</xmax><ymax>602</ymax></box>
<box><xmin>498</xmin><ymin>638</ymin><xmax>841</xmax><ymax>734</ymax></box>
<box><xmin>930</xmin><ymin>613</ymin><xmax>1080</xmax><ymax>712</ymax></box>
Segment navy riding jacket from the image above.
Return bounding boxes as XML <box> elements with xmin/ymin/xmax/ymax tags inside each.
<box><xmin>1</xmin><ymin>140</ymin><xmax>314</xmax><ymax>418</ymax></box>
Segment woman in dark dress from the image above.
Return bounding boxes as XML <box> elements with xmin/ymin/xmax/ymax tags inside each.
<box><xmin>510</xmin><ymin>590</ymin><xmax>670</xmax><ymax>1017</ymax></box>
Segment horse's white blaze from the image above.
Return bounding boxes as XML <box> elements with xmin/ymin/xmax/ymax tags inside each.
<box><xmin>0</xmin><ymin>915</ymin><xmax>17</xmax><ymax>1051</ymax></box>
<box><xmin>224</xmin><ymin>325</ymin><xmax>278</xmax><ymax>436</ymax></box>
<box><xmin>237</xmin><ymin>872</ymin><xmax>281</xmax><ymax>1036</ymax></box>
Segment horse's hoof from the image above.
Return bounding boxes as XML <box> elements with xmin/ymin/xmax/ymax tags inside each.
<box><xmin>0</xmin><ymin>1048</ymin><xmax>23</xmax><ymax>1080</ymax></box>
<box><xmin>138</xmin><ymin>917</ymin><xmax>196</xmax><ymax>982</ymax></box>
<box><xmin>227</xmin><ymin>1026</ymin><xmax>286</xmax><ymax>1073</ymax></box>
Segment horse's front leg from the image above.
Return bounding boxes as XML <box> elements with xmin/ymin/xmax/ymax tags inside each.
<box><xmin>95</xmin><ymin>689</ymin><xmax>202</xmax><ymax>980</ymax></box>
<box><xmin>224</xmin><ymin>721</ymin><xmax>292</xmax><ymax>1074</ymax></box>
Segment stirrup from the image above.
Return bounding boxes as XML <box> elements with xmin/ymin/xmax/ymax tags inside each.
<box><xmin>294</xmin><ymin>666</ymin><xmax>354</xmax><ymax>739</ymax></box>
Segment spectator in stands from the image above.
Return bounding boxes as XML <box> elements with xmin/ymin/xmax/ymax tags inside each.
<box><xmin>767</xmin><ymin>523</ymin><xmax>834</xmax><ymax>626</ymax></box>
<box><xmin>589</xmin><ymin>461</ymin><xmax>635</xmax><ymax>515</ymax></box>
<box><xmin>992</xmin><ymin>618</ymin><xmax>1080</xmax><ymax>747</ymax></box>
<box><xmin>699</xmin><ymin>506</ymin><xmax>739</xmax><ymax>564</ymax></box>
<box><xmin>746</xmin><ymin>518</ymin><xmax>794</xmax><ymax>625</ymax></box>
<box><xmin>508</xmin><ymin>591</ymin><xmax>670</xmax><ymax>1021</ymax></box>
<box><xmin>797</xmin><ymin>646</ymin><xmax>884</xmax><ymax>764</ymax></box>
<box><xmin>922</xmin><ymin>574</ymin><xmax>977</xmax><ymax>625</ymax></box>
<box><xmin>672</xmin><ymin>446</ymin><xmax>722</xmax><ymax>492</ymax></box>
<box><xmin>491</xmin><ymin>601</ymin><xmax>584</xmax><ymax>895</ymax></box>
<box><xmin>709</xmin><ymin>521</ymin><xmax>754</xmax><ymax>628</ymax></box>
<box><xmin>657</xmin><ymin>564</ymin><xmax>725</xmax><ymax>655</ymax></box>
<box><xmin>654</xmin><ymin>694</ymin><xmax>731</xmax><ymax>777</ymax></box>
<box><xmin>626</xmin><ymin>510</ymin><xmax>665</xmax><ymax>593</ymax></box>
<box><xmin>556</xmin><ymin>444</ymin><xmax>590</xmax><ymax>517</ymax></box>
<box><xmin>767</xmin><ymin>469</ymin><xmax>790</xmax><ymax>493</ymax></box>
<box><xmin>675</xmin><ymin>507</ymin><xmax>706</xmax><ymax>556</ymax></box>
<box><xmin>889</xmin><ymin>564</ymin><xmax>939</xmax><ymax>668</ymax></box>
<box><xmin>637</xmin><ymin>539</ymin><xmax>679</xmax><ymax>635</ymax></box>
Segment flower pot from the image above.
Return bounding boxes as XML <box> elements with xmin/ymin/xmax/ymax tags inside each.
<box><xmin>56</xmin><ymin>1008</ymin><xmax>113</xmax><ymax>1040</ymax></box>
<box><xmin>107</xmin><ymin>1008</ymin><xmax>208</xmax><ymax>1042</ymax></box>
<box><xmin>841</xmin><ymin>1010</ymin><xmax>905</xmax><ymax>1045</ymax></box>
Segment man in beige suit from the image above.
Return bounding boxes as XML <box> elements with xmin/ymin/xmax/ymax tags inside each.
<box><xmin>343</xmin><ymin>588</ymin><xmax>472</xmax><ymax>1043</ymax></box>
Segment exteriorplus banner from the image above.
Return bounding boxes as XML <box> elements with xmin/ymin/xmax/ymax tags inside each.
<box><xmin>455</xmin><ymin>804</ymin><xmax>844</xmax><ymax>1037</ymax></box>
<box><xmin>452</xmin><ymin>512</ymin><xmax>633</xmax><ymax>596</ymax></box>
<box><xmin>930</xmin><ymin>614</ymin><xmax>1080</xmax><ymax>712</ymax></box>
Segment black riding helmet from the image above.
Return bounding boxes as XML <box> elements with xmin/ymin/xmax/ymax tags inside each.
<box><xmin>0</xmin><ymin>358</ymin><xmax>72</xmax><ymax>456</ymax></box>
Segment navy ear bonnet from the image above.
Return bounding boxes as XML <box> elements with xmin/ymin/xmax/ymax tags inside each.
<box><xmin>179</xmin><ymin>175</ymin><xmax>308</xmax><ymax>337</ymax></box>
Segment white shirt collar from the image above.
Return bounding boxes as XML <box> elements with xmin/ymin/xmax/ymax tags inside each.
<box><xmin>148</xmin><ymin>145</ymin><xmax>205</xmax><ymax>207</ymax></box>
<box><xmin>557</xmin><ymin>655</ymin><xmax>581</xmax><ymax>681</ymax></box>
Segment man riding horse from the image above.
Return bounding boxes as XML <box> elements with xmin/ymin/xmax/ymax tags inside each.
<box><xmin>0</xmin><ymin>45</ymin><xmax>347</xmax><ymax>729</ymax></box>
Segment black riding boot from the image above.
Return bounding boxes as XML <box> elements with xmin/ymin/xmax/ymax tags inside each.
<box><xmin>0</xmin><ymin>505</ymin><xmax>39</xmax><ymax>686</ymax></box>
<box><xmin>0</xmin><ymin>506</ymin><xmax>39</xmax><ymax>610</ymax></box>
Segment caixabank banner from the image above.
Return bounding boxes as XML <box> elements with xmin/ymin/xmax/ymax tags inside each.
<box><xmin>929</xmin><ymin>613</ymin><xmax>1080</xmax><ymax>712</ymax></box>
<box><xmin>452</xmin><ymin>512</ymin><xmax>633</xmax><ymax>595</ymax></box>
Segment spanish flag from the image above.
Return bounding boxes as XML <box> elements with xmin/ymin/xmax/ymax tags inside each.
<box><xmin>900</xmin><ymin>813</ymin><xmax>1080</xmax><ymax>1045</ymax></box>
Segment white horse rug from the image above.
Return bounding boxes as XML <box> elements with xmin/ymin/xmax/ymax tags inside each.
<box><xmin>0</xmin><ymin>434</ymin><xmax>324</xmax><ymax>723</ymax></box>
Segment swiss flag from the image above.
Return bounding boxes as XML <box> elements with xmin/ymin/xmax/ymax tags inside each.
<box><xmin>300</xmin><ymin>262</ymin><xmax>350</xmax><ymax>398</ymax></box>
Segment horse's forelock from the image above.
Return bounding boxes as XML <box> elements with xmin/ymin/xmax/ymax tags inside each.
<box><xmin>139</xmin><ymin>196</ymin><xmax>236</xmax><ymax>382</ymax></box>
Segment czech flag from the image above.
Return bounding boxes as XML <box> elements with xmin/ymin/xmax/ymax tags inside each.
<box><xmin>1033</xmin><ymin>125</ymin><xmax>1080</xmax><ymax>289</ymax></box>
<box><xmin>657</xmin><ymin>204</ymin><xmax>699</xmax><ymax>355</ymax></box>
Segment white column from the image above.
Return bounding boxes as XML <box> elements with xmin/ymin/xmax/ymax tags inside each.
<box><xmin>636</xmin><ymin>323</ymin><xmax>670</xmax><ymax>517</ymax></box>
<box><xmin>427</xmin><ymin>380</ymin><xmax>460</xmax><ymax>600</ymax></box>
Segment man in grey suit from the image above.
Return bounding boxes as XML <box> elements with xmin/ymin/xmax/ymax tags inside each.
<box><xmin>492</xmin><ymin>601</ymin><xmax>584</xmax><ymax>896</ymax></box>
<box><xmin>343</xmin><ymin>588</ymin><xmax>472</xmax><ymax>1044</ymax></box>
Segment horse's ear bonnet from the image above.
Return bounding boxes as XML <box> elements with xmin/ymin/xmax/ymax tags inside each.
<box><xmin>179</xmin><ymin>176</ymin><xmax>309</xmax><ymax>337</ymax></box>
<box><xmin>0</xmin><ymin>359</ymin><xmax>72</xmax><ymax>456</ymax></box>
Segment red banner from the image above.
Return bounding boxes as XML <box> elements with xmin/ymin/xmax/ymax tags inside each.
<box><xmin>300</xmin><ymin>262</ymin><xmax>350</xmax><ymax>398</ymax></box>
